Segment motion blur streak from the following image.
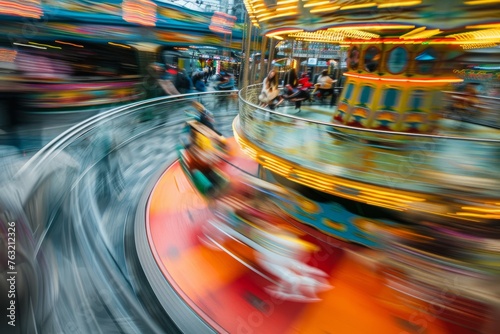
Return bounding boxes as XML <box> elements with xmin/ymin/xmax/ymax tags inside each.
<box><xmin>0</xmin><ymin>91</ymin><xmax>238</xmax><ymax>333</ymax></box>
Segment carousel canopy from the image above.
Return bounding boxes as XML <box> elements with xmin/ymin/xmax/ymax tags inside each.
<box><xmin>244</xmin><ymin>0</ymin><xmax>500</xmax><ymax>50</ymax></box>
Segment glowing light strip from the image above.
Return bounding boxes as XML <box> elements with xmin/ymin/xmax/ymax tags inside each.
<box><xmin>290</xmin><ymin>29</ymin><xmax>378</xmax><ymax>42</ymax></box>
<box><xmin>243</xmin><ymin>133</ymin><xmax>424</xmax><ymax>203</ymax></box>
<box><xmin>310</xmin><ymin>5</ymin><xmax>340</xmax><ymax>13</ymax></box>
<box><xmin>366</xmin><ymin>202</ymin><xmax>402</xmax><ymax>211</ymax></box>
<box><xmin>326</xmin><ymin>28</ymin><xmax>379</xmax><ymax>39</ymax></box>
<box><xmin>378</xmin><ymin>0</ymin><xmax>421</xmax><ymax>7</ymax></box>
<box><xmin>466</xmin><ymin>23</ymin><xmax>500</xmax><ymax>29</ymax></box>
<box><xmin>357</xmin><ymin>189</ymin><xmax>421</xmax><ymax>202</ymax></box>
<box><xmin>461</xmin><ymin>41</ymin><xmax>498</xmax><ymax>49</ymax></box>
<box><xmin>295</xmin><ymin>38</ymin><xmax>343</xmax><ymax>43</ymax></box>
<box><xmin>447</xmin><ymin>28</ymin><xmax>500</xmax><ymax>40</ymax></box>
<box><xmin>260</xmin><ymin>12</ymin><xmax>297</xmax><ymax>21</ymax></box>
<box><xmin>303</xmin><ymin>0</ymin><xmax>330</xmax><ymax>7</ymax></box>
<box><xmin>234</xmin><ymin>127</ymin><xmax>435</xmax><ymax>212</ymax></box>
<box><xmin>402</xmin><ymin>29</ymin><xmax>441</xmax><ymax>39</ymax></box>
<box><xmin>381</xmin><ymin>77</ymin><xmax>463</xmax><ymax>83</ymax></box>
<box><xmin>342</xmin><ymin>24</ymin><xmax>416</xmax><ymax>30</ymax></box>
<box><xmin>344</xmin><ymin>72</ymin><xmax>463</xmax><ymax>83</ymax></box>
<box><xmin>340</xmin><ymin>2</ymin><xmax>376</xmax><ymax>10</ymax></box>
<box><xmin>238</xmin><ymin>140</ymin><xmax>425</xmax><ymax>208</ymax></box>
<box><xmin>29</xmin><ymin>42</ymin><xmax>61</xmax><ymax>49</ymax></box>
<box><xmin>55</xmin><ymin>40</ymin><xmax>84</xmax><ymax>47</ymax></box>
<box><xmin>358</xmin><ymin>195</ymin><xmax>408</xmax><ymax>207</ymax></box>
<box><xmin>461</xmin><ymin>206</ymin><xmax>500</xmax><ymax>213</ymax></box>
<box><xmin>336</xmin><ymin>180</ymin><xmax>423</xmax><ymax>202</ymax></box>
<box><xmin>256</xmin><ymin>11</ymin><xmax>273</xmax><ymax>18</ymax></box>
<box><xmin>13</xmin><ymin>42</ymin><xmax>46</xmax><ymax>49</ymax></box>
<box><xmin>399</xmin><ymin>26</ymin><xmax>426</xmax><ymax>38</ymax></box>
<box><xmin>464</xmin><ymin>0</ymin><xmax>500</xmax><ymax>4</ymax></box>
<box><xmin>294</xmin><ymin>171</ymin><xmax>338</xmax><ymax>187</ymax></box>
<box><xmin>276</xmin><ymin>5</ymin><xmax>297</xmax><ymax>11</ymax></box>
<box><xmin>456</xmin><ymin>212</ymin><xmax>500</xmax><ymax>218</ymax></box>
<box><xmin>108</xmin><ymin>42</ymin><xmax>131</xmax><ymax>48</ymax></box>
<box><xmin>277</xmin><ymin>0</ymin><xmax>297</xmax><ymax>4</ymax></box>
<box><xmin>266</xmin><ymin>29</ymin><xmax>304</xmax><ymax>36</ymax></box>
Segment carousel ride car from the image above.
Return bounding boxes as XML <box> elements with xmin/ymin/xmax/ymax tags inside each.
<box><xmin>178</xmin><ymin>102</ymin><xmax>333</xmax><ymax>303</ymax></box>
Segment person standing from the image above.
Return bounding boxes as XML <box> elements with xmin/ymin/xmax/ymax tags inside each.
<box><xmin>207</xmin><ymin>59</ymin><xmax>214</xmax><ymax>80</ymax></box>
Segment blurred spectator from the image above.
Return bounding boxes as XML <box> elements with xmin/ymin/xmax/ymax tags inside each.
<box><xmin>175</xmin><ymin>68</ymin><xmax>193</xmax><ymax>94</ymax></box>
<box><xmin>453</xmin><ymin>82</ymin><xmax>479</xmax><ymax>121</ymax></box>
<box><xmin>203</xmin><ymin>65</ymin><xmax>210</xmax><ymax>84</ymax></box>
<box><xmin>192</xmin><ymin>71</ymin><xmax>207</xmax><ymax>92</ymax></box>
<box><xmin>216</xmin><ymin>72</ymin><xmax>235</xmax><ymax>90</ymax></box>
<box><xmin>280</xmin><ymin>84</ymin><xmax>310</xmax><ymax>111</ymax></box>
<box><xmin>164</xmin><ymin>64</ymin><xmax>178</xmax><ymax>79</ymax></box>
<box><xmin>192</xmin><ymin>101</ymin><xmax>221</xmax><ymax>135</ymax></box>
<box><xmin>207</xmin><ymin>59</ymin><xmax>214</xmax><ymax>79</ymax></box>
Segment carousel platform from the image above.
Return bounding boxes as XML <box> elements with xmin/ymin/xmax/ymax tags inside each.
<box><xmin>145</xmin><ymin>137</ymin><xmax>481</xmax><ymax>334</ymax></box>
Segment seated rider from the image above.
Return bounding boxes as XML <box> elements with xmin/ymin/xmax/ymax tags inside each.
<box><xmin>280</xmin><ymin>84</ymin><xmax>310</xmax><ymax>111</ymax></box>
<box><xmin>191</xmin><ymin>102</ymin><xmax>223</xmax><ymax>136</ymax></box>
<box><xmin>314</xmin><ymin>70</ymin><xmax>335</xmax><ymax>100</ymax></box>
<box><xmin>298</xmin><ymin>73</ymin><xmax>314</xmax><ymax>90</ymax></box>
<box><xmin>259</xmin><ymin>69</ymin><xmax>280</xmax><ymax>110</ymax></box>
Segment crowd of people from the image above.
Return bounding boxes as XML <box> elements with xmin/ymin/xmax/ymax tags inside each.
<box><xmin>258</xmin><ymin>68</ymin><xmax>338</xmax><ymax>112</ymax></box>
<box><xmin>151</xmin><ymin>61</ymin><xmax>339</xmax><ymax>111</ymax></box>
<box><xmin>151</xmin><ymin>62</ymin><xmax>236</xmax><ymax>96</ymax></box>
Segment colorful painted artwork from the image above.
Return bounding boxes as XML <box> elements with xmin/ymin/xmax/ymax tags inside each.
<box><xmin>333</xmin><ymin>44</ymin><xmax>458</xmax><ymax>136</ymax></box>
<box><xmin>387</xmin><ymin>47</ymin><xmax>408</xmax><ymax>74</ymax></box>
<box><xmin>372</xmin><ymin>111</ymin><xmax>400</xmax><ymax>131</ymax></box>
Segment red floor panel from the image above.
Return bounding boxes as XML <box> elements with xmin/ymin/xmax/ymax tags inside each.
<box><xmin>146</xmin><ymin>138</ymin><xmax>479</xmax><ymax>334</ymax></box>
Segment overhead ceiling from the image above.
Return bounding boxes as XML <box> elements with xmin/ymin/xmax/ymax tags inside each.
<box><xmin>243</xmin><ymin>0</ymin><xmax>500</xmax><ymax>49</ymax></box>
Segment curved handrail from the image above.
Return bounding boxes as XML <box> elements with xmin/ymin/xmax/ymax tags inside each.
<box><xmin>9</xmin><ymin>89</ymin><xmax>239</xmax><ymax>334</ymax></box>
<box><xmin>239</xmin><ymin>84</ymin><xmax>500</xmax><ymax>143</ymax></box>
<box><xmin>238</xmin><ymin>84</ymin><xmax>500</xmax><ymax>197</ymax></box>
<box><xmin>18</xmin><ymin>90</ymin><xmax>238</xmax><ymax>176</ymax></box>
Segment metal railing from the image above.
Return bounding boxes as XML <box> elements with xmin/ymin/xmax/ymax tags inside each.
<box><xmin>3</xmin><ymin>90</ymin><xmax>239</xmax><ymax>334</ymax></box>
<box><xmin>442</xmin><ymin>90</ymin><xmax>500</xmax><ymax>129</ymax></box>
<box><xmin>238</xmin><ymin>84</ymin><xmax>500</xmax><ymax>198</ymax></box>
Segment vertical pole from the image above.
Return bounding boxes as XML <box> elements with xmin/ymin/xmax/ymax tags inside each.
<box><xmin>267</xmin><ymin>38</ymin><xmax>276</xmax><ymax>74</ymax></box>
<box><xmin>242</xmin><ymin>13</ymin><xmax>253</xmax><ymax>96</ymax></box>
<box><xmin>259</xmin><ymin>36</ymin><xmax>268</xmax><ymax>83</ymax></box>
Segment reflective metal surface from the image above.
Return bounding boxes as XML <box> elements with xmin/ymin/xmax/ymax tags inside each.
<box><xmin>238</xmin><ymin>84</ymin><xmax>500</xmax><ymax>198</ymax></box>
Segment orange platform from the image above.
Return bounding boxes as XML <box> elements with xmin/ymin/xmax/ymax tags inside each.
<box><xmin>146</xmin><ymin>138</ymin><xmax>478</xmax><ymax>334</ymax></box>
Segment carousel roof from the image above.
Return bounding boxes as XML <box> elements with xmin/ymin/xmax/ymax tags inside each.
<box><xmin>244</xmin><ymin>0</ymin><xmax>500</xmax><ymax>49</ymax></box>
